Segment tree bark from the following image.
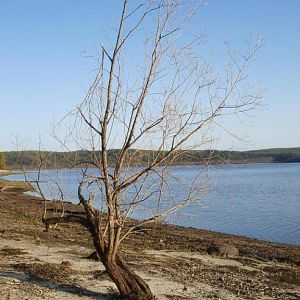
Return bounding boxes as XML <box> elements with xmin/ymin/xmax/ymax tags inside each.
<box><xmin>102</xmin><ymin>254</ymin><xmax>154</xmax><ymax>300</ymax></box>
<box><xmin>44</xmin><ymin>216</ymin><xmax>154</xmax><ymax>299</ymax></box>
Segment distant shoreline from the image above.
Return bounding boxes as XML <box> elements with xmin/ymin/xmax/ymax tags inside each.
<box><xmin>3</xmin><ymin>147</ymin><xmax>300</xmax><ymax>169</ymax></box>
<box><xmin>3</xmin><ymin>159</ymin><xmax>300</xmax><ymax>172</ymax></box>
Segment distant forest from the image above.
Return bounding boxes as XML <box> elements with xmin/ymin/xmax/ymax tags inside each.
<box><xmin>3</xmin><ymin>148</ymin><xmax>300</xmax><ymax>169</ymax></box>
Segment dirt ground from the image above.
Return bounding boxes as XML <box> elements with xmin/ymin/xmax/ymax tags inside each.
<box><xmin>0</xmin><ymin>190</ymin><xmax>299</xmax><ymax>299</ymax></box>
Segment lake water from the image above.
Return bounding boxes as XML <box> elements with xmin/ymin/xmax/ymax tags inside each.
<box><xmin>5</xmin><ymin>163</ymin><xmax>300</xmax><ymax>245</ymax></box>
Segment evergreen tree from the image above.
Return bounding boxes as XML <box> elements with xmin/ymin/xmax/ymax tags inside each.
<box><xmin>0</xmin><ymin>152</ymin><xmax>5</xmax><ymax>169</ymax></box>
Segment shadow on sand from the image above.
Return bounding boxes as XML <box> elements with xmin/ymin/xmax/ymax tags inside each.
<box><xmin>0</xmin><ymin>270</ymin><xmax>121</xmax><ymax>299</ymax></box>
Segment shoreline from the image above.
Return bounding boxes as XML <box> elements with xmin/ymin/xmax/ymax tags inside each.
<box><xmin>0</xmin><ymin>169</ymin><xmax>35</xmax><ymax>192</ymax></box>
<box><xmin>3</xmin><ymin>147</ymin><xmax>300</xmax><ymax>169</ymax></box>
<box><xmin>0</xmin><ymin>169</ymin><xmax>20</xmax><ymax>176</ymax></box>
<box><xmin>3</xmin><ymin>160</ymin><xmax>300</xmax><ymax>174</ymax></box>
<box><xmin>1</xmin><ymin>168</ymin><xmax>299</xmax><ymax>247</ymax></box>
<box><xmin>0</xmin><ymin>189</ymin><xmax>299</xmax><ymax>299</ymax></box>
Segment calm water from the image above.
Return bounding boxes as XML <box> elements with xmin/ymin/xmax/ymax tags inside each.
<box><xmin>5</xmin><ymin>163</ymin><xmax>300</xmax><ymax>245</ymax></box>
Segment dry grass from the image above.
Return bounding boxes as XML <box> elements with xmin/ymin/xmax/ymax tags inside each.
<box><xmin>263</xmin><ymin>266</ymin><xmax>300</xmax><ymax>284</ymax></box>
<box><xmin>13</xmin><ymin>262</ymin><xmax>76</xmax><ymax>284</ymax></box>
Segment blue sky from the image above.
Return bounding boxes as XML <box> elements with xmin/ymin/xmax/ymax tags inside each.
<box><xmin>0</xmin><ymin>0</ymin><xmax>299</xmax><ymax>151</ymax></box>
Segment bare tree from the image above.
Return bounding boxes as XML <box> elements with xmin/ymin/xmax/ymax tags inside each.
<box><xmin>44</xmin><ymin>1</ymin><xmax>263</xmax><ymax>299</ymax></box>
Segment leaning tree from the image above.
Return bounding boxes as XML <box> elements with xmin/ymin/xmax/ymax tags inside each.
<box><xmin>43</xmin><ymin>1</ymin><xmax>263</xmax><ymax>299</ymax></box>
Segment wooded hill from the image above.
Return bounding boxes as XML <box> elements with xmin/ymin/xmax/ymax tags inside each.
<box><xmin>3</xmin><ymin>147</ymin><xmax>300</xmax><ymax>169</ymax></box>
